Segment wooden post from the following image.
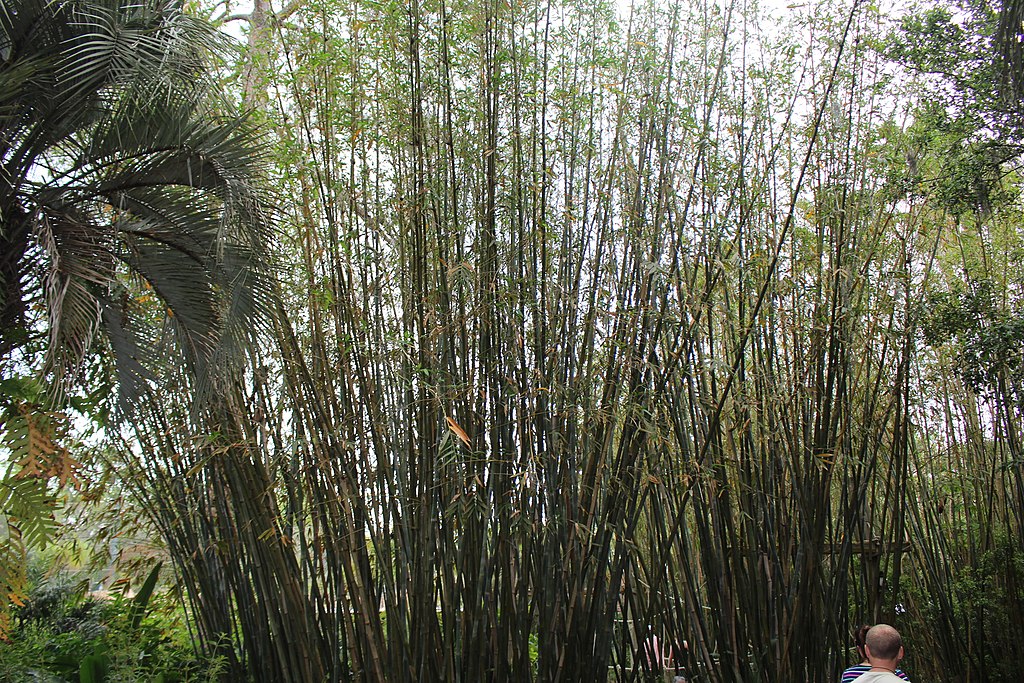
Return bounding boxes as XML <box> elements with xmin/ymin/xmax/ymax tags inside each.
<box><xmin>824</xmin><ymin>539</ymin><xmax>912</xmax><ymax>621</ymax></box>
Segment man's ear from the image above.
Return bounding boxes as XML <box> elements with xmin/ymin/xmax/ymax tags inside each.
<box><xmin>898</xmin><ymin>645</ymin><xmax>904</xmax><ymax>661</ymax></box>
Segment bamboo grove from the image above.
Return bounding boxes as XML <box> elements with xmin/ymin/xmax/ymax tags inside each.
<box><xmin>103</xmin><ymin>0</ymin><xmax>1024</xmax><ymax>681</ymax></box>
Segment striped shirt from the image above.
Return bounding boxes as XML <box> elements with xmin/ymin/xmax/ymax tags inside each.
<box><xmin>841</xmin><ymin>664</ymin><xmax>911</xmax><ymax>682</ymax></box>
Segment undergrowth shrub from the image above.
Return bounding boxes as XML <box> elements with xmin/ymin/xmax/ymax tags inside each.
<box><xmin>0</xmin><ymin>570</ymin><xmax>226</xmax><ymax>683</ymax></box>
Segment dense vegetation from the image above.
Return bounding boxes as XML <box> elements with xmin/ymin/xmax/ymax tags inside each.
<box><xmin>2</xmin><ymin>0</ymin><xmax>1023</xmax><ymax>681</ymax></box>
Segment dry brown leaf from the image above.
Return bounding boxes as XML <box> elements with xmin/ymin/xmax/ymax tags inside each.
<box><xmin>445</xmin><ymin>416</ymin><xmax>471</xmax><ymax>448</ymax></box>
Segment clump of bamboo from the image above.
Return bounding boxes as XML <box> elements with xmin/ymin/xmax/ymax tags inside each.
<box><xmin>113</xmin><ymin>0</ymin><xmax>1024</xmax><ymax>681</ymax></box>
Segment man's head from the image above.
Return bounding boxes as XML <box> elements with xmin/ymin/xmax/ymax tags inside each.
<box><xmin>865</xmin><ymin>624</ymin><xmax>903</xmax><ymax>664</ymax></box>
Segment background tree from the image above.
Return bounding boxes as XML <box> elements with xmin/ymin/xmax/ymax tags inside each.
<box><xmin>883</xmin><ymin>2</ymin><xmax>1024</xmax><ymax>679</ymax></box>
<box><xmin>0</xmin><ymin>0</ymin><xmax>272</xmax><ymax>636</ymax></box>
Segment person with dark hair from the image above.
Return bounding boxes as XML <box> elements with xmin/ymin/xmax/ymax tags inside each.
<box><xmin>841</xmin><ymin>624</ymin><xmax>910</xmax><ymax>682</ymax></box>
<box><xmin>851</xmin><ymin>624</ymin><xmax>907</xmax><ymax>683</ymax></box>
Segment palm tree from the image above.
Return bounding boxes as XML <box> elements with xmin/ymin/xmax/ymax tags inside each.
<box><xmin>0</xmin><ymin>0</ymin><xmax>273</xmax><ymax>637</ymax></box>
<box><xmin>0</xmin><ymin>0</ymin><xmax>273</xmax><ymax>402</ymax></box>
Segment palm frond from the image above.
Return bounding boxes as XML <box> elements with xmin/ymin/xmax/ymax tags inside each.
<box><xmin>1</xmin><ymin>0</ymin><xmax>274</xmax><ymax>406</ymax></box>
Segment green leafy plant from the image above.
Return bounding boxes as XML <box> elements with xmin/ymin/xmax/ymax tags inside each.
<box><xmin>1</xmin><ymin>564</ymin><xmax>221</xmax><ymax>683</ymax></box>
<box><xmin>1</xmin><ymin>376</ymin><xmax>76</xmax><ymax>636</ymax></box>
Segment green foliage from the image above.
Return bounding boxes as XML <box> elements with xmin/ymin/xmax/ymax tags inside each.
<box><xmin>0</xmin><ymin>569</ymin><xmax>225</xmax><ymax>683</ymax></box>
<box><xmin>887</xmin><ymin>1</ymin><xmax>1006</xmax><ymax>127</ymax></box>
<box><xmin>903</xmin><ymin>533</ymin><xmax>1024</xmax><ymax>682</ymax></box>
<box><xmin>128</xmin><ymin>562</ymin><xmax>161</xmax><ymax>631</ymax></box>
<box><xmin>77</xmin><ymin>651</ymin><xmax>111</xmax><ymax>683</ymax></box>
<box><xmin>0</xmin><ymin>476</ymin><xmax>58</xmax><ymax>619</ymax></box>
<box><xmin>922</xmin><ymin>280</ymin><xmax>1024</xmax><ymax>398</ymax></box>
<box><xmin>886</xmin><ymin>1</ymin><xmax>1024</xmax><ymax>216</ymax></box>
<box><xmin>0</xmin><ymin>377</ymin><xmax>76</xmax><ymax>635</ymax></box>
<box><xmin>0</xmin><ymin>478</ymin><xmax>58</xmax><ymax>563</ymax></box>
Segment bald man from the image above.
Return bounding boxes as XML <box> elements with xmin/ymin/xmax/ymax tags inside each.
<box><xmin>854</xmin><ymin>624</ymin><xmax>906</xmax><ymax>682</ymax></box>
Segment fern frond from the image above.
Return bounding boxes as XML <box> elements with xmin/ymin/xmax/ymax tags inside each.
<box><xmin>1</xmin><ymin>401</ymin><xmax>83</xmax><ymax>490</ymax></box>
<box><xmin>0</xmin><ymin>474</ymin><xmax>57</xmax><ymax>639</ymax></box>
<box><xmin>0</xmin><ymin>475</ymin><xmax>58</xmax><ymax>553</ymax></box>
